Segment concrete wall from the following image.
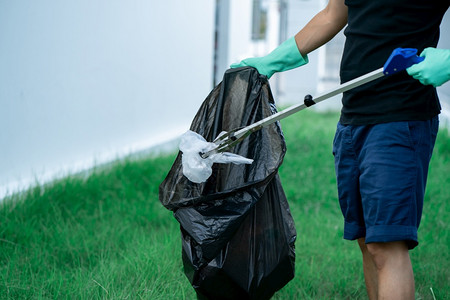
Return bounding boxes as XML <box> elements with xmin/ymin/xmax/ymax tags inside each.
<box><xmin>0</xmin><ymin>1</ymin><xmax>215</xmax><ymax>198</ymax></box>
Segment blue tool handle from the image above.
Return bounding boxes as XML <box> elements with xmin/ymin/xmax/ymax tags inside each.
<box><xmin>383</xmin><ymin>48</ymin><xmax>424</xmax><ymax>75</ymax></box>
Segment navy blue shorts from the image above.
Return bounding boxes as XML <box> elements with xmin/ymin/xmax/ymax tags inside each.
<box><xmin>332</xmin><ymin>117</ymin><xmax>439</xmax><ymax>249</ymax></box>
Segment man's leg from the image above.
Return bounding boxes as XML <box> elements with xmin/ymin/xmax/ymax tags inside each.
<box><xmin>334</xmin><ymin>119</ymin><xmax>438</xmax><ymax>299</ymax></box>
<box><xmin>365</xmin><ymin>241</ymin><xmax>415</xmax><ymax>300</ymax></box>
<box><xmin>358</xmin><ymin>238</ymin><xmax>378</xmax><ymax>300</ymax></box>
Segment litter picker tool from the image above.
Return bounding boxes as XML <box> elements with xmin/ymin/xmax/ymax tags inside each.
<box><xmin>200</xmin><ymin>48</ymin><xmax>424</xmax><ymax>159</ymax></box>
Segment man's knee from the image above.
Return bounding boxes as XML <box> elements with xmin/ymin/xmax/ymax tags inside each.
<box><xmin>365</xmin><ymin>241</ymin><xmax>409</xmax><ymax>270</ymax></box>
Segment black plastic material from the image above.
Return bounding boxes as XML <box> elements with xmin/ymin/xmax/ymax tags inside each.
<box><xmin>159</xmin><ymin>67</ymin><xmax>297</xmax><ymax>300</ymax></box>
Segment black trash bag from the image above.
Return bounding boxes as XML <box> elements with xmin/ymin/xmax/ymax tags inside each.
<box><xmin>159</xmin><ymin>67</ymin><xmax>297</xmax><ymax>300</ymax></box>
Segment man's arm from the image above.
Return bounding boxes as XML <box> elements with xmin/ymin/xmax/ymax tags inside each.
<box><xmin>231</xmin><ymin>0</ymin><xmax>348</xmax><ymax>78</ymax></box>
<box><xmin>295</xmin><ymin>0</ymin><xmax>348</xmax><ymax>56</ymax></box>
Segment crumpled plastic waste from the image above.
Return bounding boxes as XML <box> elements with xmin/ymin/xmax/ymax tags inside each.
<box><xmin>179</xmin><ymin>130</ymin><xmax>253</xmax><ymax>183</ymax></box>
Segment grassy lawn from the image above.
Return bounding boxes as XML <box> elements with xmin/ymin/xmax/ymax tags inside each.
<box><xmin>1</xmin><ymin>110</ymin><xmax>449</xmax><ymax>299</ymax></box>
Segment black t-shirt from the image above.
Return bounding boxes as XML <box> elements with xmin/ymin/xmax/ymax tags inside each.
<box><xmin>340</xmin><ymin>0</ymin><xmax>449</xmax><ymax>125</ymax></box>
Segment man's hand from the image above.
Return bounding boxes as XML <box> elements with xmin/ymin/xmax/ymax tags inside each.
<box><xmin>230</xmin><ymin>37</ymin><xmax>308</xmax><ymax>79</ymax></box>
<box><xmin>407</xmin><ymin>48</ymin><xmax>450</xmax><ymax>87</ymax></box>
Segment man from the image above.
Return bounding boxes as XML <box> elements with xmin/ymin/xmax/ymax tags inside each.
<box><xmin>231</xmin><ymin>0</ymin><xmax>450</xmax><ymax>299</ymax></box>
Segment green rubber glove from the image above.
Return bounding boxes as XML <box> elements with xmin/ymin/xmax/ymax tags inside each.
<box><xmin>406</xmin><ymin>47</ymin><xmax>450</xmax><ymax>87</ymax></box>
<box><xmin>230</xmin><ymin>37</ymin><xmax>308</xmax><ymax>79</ymax></box>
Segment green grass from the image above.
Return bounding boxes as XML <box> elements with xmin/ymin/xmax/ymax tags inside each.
<box><xmin>1</xmin><ymin>110</ymin><xmax>449</xmax><ymax>299</ymax></box>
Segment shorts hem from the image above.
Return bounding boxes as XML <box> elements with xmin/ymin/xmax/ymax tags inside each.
<box><xmin>343</xmin><ymin>221</ymin><xmax>365</xmax><ymax>241</ymax></box>
<box><xmin>343</xmin><ymin>223</ymin><xmax>419</xmax><ymax>249</ymax></box>
<box><xmin>366</xmin><ymin>225</ymin><xmax>418</xmax><ymax>249</ymax></box>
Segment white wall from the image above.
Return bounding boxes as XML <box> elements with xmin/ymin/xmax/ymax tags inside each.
<box><xmin>0</xmin><ymin>1</ymin><xmax>215</xmax><ymax>198</ymax></box>
<box><xmin>214</xmin><ymin>0</ymin><xmax>253</xmax><ymax>82</ymax></box>
<box><xmin>275</xmin><ymin>0</ymin><xmax>322</xmax><ymax>105</ymax></box>
<box><xmin>437</xmin><ymin>10</ymin><xmax>450</xmax><ymax>127</ymax></box>
<box><xmin>228</xmin><ymin>0</ymin><xmax>253</xmax><ymax>63</ymax></box>
<box><xmin>215</xmin><ymin>0</ymin><xmax>281</xmax><ymax>83</ymax></box>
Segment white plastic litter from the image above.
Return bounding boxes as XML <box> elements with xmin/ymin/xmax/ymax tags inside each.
<box><xmin>179</xmin><ymin>130</ymin><xmax>253</xmax><ymax>183</ymax></box>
